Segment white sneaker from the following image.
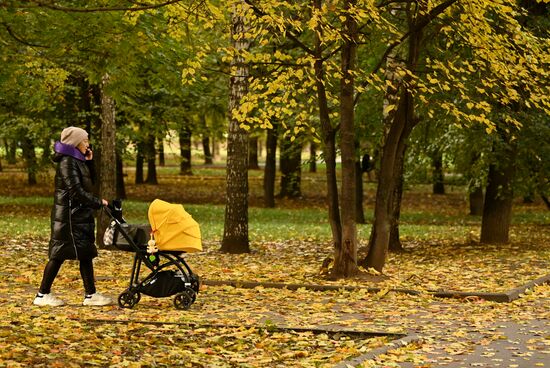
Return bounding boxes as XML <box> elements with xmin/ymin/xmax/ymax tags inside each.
<box><xmin>83</xmin><ymin>293</ymin><xmax>113</xmax><ymax>306</ymax></box>
<box><xmin>33</xmin><ymin>293</ymin><xmax>65</xmax><ymax>307</ymax></box>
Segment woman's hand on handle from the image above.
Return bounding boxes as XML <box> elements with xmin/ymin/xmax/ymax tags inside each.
<box><xmin>102</xmin><ymin>199</ymin><xmax>109</xmax><ymax>206</ymax></box>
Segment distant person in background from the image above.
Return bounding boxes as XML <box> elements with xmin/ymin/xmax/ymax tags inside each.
<box><xmin>361</xmin><ymin>153</ymin><xmax>375</xmax><ymax>181</ymax></box>
<box><xmin>33</xmin><ymin>126</ymin><xmax>113</xmax><ymax>307</ymax></box>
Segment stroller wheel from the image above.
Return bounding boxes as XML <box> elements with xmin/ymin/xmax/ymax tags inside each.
<box><xmin>174</xmin><ymin>288</ymin><xmax>195</xmax><ymax>310</ymax></box>
<box><xmin>118</xmin><ymin>291</ymin><xmax>141</xmax><ymax>309</ymax></box>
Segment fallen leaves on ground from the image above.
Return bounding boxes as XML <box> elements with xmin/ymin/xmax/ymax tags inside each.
<box><xmin>1</xmin><ymin>234</ymin><xmax>549</xmax><ymax>367</ymax></box>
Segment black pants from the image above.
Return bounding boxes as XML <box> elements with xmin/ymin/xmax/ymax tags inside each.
<box><xmin>39</xmin><ymin>258</ymin><xmax>96</xmax><ymax>295</ymax></box>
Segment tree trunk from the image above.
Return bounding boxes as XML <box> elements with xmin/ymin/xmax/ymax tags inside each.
<box><xmin>263</xmin><ymin>123</ymin><xmax>278</xmax><ymax>208</ymax></box>
<box><xmin>389</xmin><ymin>150</ymin><xmax>405</xmax><ymax>252</ymax></box>
<box><xmin>279</xmin><ymin>139</ymin><xmax>302</xmax><ymax>198</ymax></box>
<box><xmin>21</xmin><ymin>137</ymin><xmax>37</xmax><ymax>185</ymax></box>
<box><xmin>145</xmin><ymin>134</ymin><xmax>158</xmax><ymax>184</ymax></box>
<box><xmin>135</xmin><ymin>140</ymin><xmax>145</xmax><ymax>184</ymax></box>
<box><xmin>116</xmin><ymin>152</ymin><xmax>126</xmax><ymax>200</ymax></box>
<box><xmin>331</xmin><ymin>0</ymin><xmax>359</xmax><ymax>278</ymax></box>
<box><xmin>363</xmin><ymin>11</ymin><xmax>423</xmax><ymax>272</ymax></box>
<box><xmin>97</xmin><ymin>74</ymin><xmax>117</xmax><ymax>249</ymax></box>
<box><xmin>355</xmin><ymin>160</ymin><xmax>365</xmax><ymax>224</ymax></box>
<box><xmin>469</xmin><ymin>182</ymin><xmax>484</xmax><ymax>216</ymax></box>
<box><xmin>158</xmin><ymin>138</ymin><xmax>165</xmax><ymax>167</ymax></box>
<box><xmin>179</xmin><ymin>126</ymin><xmax>192</xmax><ymax>175</ymax></box>
<box><xmin>313</xmin><ymin>0</ymin><xmax>342</xmax><ymax>256</ymax></box>
<box><xmin>202</xmin><ymin>136</ymin><xmax>213</xmax><ymax>165</ymax></box>
<box><xmin>480</xmin><ymin>140</ymin><xmax>517</xmax><ymax>244</ymax></box>
<box><xmin>221</xmin><ymin>0</ymin><xmax>250</xmax><ymax>254</ymax></box>
<box><xmin>432</xmin><ymin>151</ymin><xmax>445</xmax><ymax>194</ymax></box>
<box><xmin>309</xmin><ymin>142</ymin><xmax>317</xmax><ymax>173</ymax></box>
<box><xmin>248</xmin><ymin>136</ymin><xmax>260</xmax><ymax>170</ymax></box>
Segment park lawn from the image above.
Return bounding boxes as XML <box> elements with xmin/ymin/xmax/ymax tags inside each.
<box><xmin>1</xmin><ymin>191</ymin><xmax>548</xmax><ymax>294</ymax></box>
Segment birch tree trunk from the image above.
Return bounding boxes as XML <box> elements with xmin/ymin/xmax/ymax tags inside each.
<box><xmin>221</xmin><ymin>0</ymin><xmax>250</xmax><ymax>253</ymax></box>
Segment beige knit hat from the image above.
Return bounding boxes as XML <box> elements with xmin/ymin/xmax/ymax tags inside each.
<box><xmin>60</xmin><ymin>127</ymin><xmax>88</xmax><ymax>147</ymax></box>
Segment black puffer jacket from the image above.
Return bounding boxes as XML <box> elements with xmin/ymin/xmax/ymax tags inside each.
<box><xmin>49</xmin><ymin>153</ymin><xmax>102</xmax><ymax>260</ymax></box>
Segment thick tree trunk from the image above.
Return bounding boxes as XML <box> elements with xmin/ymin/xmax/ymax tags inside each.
<box><xmin>179</xmin><ymin>126</ymin><xmax>192</xmax><ymax>175</ymax></box>
<box><xmin>279</xmin><ymin>139</ymin><xmax>302</xmax><ymax>198</ymax></box>
<box><xmin>145</xmin><ymin>134</ymin><xmax>158</xmax><ymax>184</ymax></box>
<box><xmin>432</xmin><ymin>151</ymin><xmax>445</xmax><ymax>194</ymax></box>
<box><xmin>248</xmin><ymin>136</ymin><xmax>260</xmax><ymax>170</ymax></box>
<box><xmin>21</xmin><ymin>137</ymin><xmax>37</xmax><ymax>185</ymax></box>
<box><xmin>135</xmin><ymin>141</ymin><xmax>145</xmax><ymax>184</ymax></box>
<box><xmin>202</xmin><ymin>136</ymin><xmax>213</xmax><ymax>165</ymax></box>
<box><xmin>97</xmin><ymin>74</ymin><xmax>116</xmax><ymax>249</ymax></box>
<box><xmin>221</xmin><ymin>0</ymin><xmax>250</xmax><ymax>253</ymax></box>
<box><xmin>263</xmin><ymin>123</ymin><xmax>278</xmax><ymax>208</ymax></box>
<box><xmin>469</xmin><ymin>182</ymin><xmax>484</xmax><ymax>216</ymax></box>
<box><xmin>309</xmin><ymin>142</ymin><xmax>317</xmax><ymax>173</ymax></box>
<box><xmin>480</xmin><ymin>141</ymin><xmax>517</xmax><ymax>244</ymax></box>
<box><xmin>158</xmin><ymin>138</ymin><xmax>165</xmax><ymax>167</ymax></box>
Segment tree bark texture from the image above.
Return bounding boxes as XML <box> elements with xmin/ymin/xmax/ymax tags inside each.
<box><xmin>263</xmin><ymin>123</ymin><xmax>278</xmax><ymax>208</ymax></box>
<box><xmin>179</xmin><ymin>126</ymin><xmax>192</xmax><ymax>175</ymax></box>
<box><xmin>221</xmin><ymin>1</ymin><xmax>250</xmax><ymax>254</ymax></box>
<box><xmin>97</xmin><ymin>74</ymin><xmax>117</xmax><ymax>249</ymax></box>
<box><xmin>480</xmin><ymin>139</ymin><xmax>517</xmax><ymax>244</ymax></box>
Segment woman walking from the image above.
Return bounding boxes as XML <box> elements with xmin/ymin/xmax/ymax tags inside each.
<box><xmin>34</xmin><ymin>126</ymin><xmax>113</xmax><ymax>306</ymax></box>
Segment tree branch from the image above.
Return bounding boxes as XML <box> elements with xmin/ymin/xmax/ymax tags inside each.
<box><xmin>18</xmin><ymin>0</ymin><xmax>184</xmax><ymax>12</ymax></box>
<box><xmin>354</xmin><ymin>0</ymin><xmax>460</xmax><ymax>105</ymax></box>
<box><xmin>2</xmin><ymin>22</ymin><xmax>49</xmax><ymax>48</ymax></box>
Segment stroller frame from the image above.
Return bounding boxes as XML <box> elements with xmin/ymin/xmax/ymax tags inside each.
<box><xmin>104</xmin><ymin>204</ymin><xmax>200</xmax><ymax>310</ymax></box>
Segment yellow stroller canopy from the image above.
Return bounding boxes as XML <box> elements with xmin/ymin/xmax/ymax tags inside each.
<box><xmin>148</xmin><ymin>199</ymin><xmax>202</xmax><ymax>253</ymax></box>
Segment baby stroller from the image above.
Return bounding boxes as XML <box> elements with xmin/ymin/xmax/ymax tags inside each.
<box><xmin>104</xmin><ymin>199</ymin><xmax>201</xmax><ymax>310</ymax></box>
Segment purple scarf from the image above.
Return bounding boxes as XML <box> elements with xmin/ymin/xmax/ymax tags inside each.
<box><xmin>54</xmin><ymin>141</ymin><xmax>86</xmax><ymax>161</ymax></box>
